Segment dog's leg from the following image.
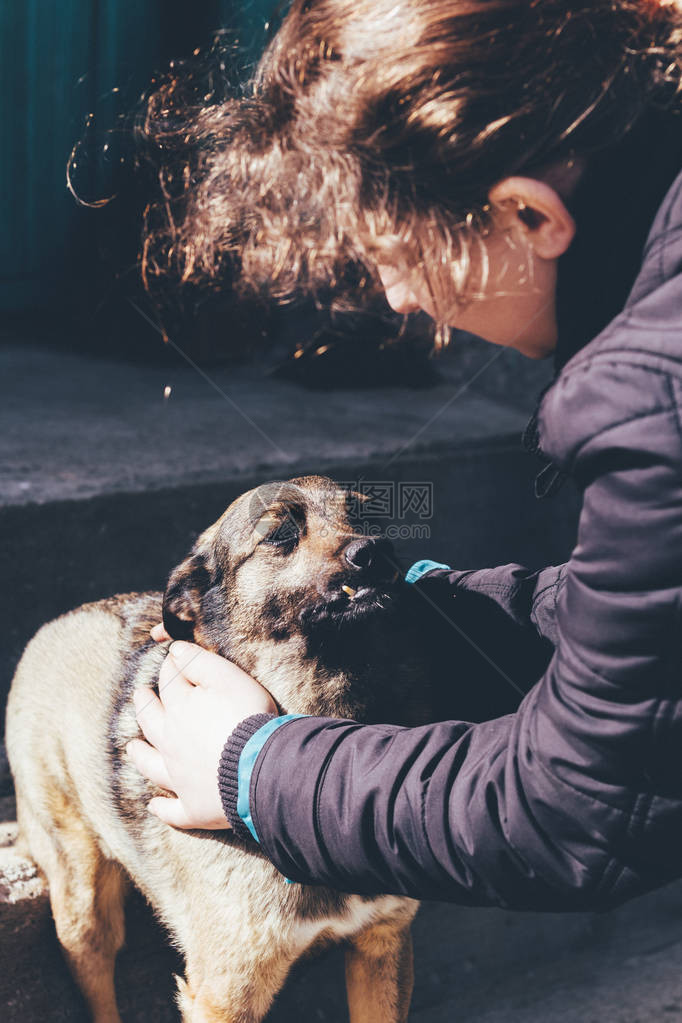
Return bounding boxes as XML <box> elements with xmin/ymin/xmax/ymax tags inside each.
<box><xmin>344</xmin><ymin>922</ymin><xmax>414</xmax><ymax>1023</ymax></box>
<box><xmin>175</xmin><ymin>948</ymin><xmax>296</xmax><ymax>1023</ymax></box>
<box><xmin>51</xmin><ymin>849</ymin><xmax>127</xmax><ymax>1023</ymax></box>
<box><xmin>19</xmin><ymin>793</ymin><xmax>127</xmax><ymax>1023</ymax></box>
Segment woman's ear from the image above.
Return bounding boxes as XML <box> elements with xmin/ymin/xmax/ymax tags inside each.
<box><xmin>162</xmin><ymin>553</ymin><xmax>211</xmax><ymax>642</ymax></box>
<box><xmin>488</xmin><ymin>176</ymin><xmax>576</xmax><ymax>260</ymax></box>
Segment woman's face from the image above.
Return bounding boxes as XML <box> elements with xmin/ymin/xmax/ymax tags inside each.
<box><xmin>378</xmin><ymin>176</ymin><xmax>578</xmax><ymax>360</ymax></box>
<box><xmin>378</xmin><ymin>230</ymin><xmax>560</xmax><ymax>360</ymax></box>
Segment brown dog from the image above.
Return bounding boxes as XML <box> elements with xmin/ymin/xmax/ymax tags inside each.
<box><xmin>6</xmin><ymin>476</ymin><xmax>430</xmax><ymax>1023</ymax></box>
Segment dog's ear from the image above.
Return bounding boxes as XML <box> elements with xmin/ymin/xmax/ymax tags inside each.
<box><xmin>162</xmin><ymin>553</ymin><xmax>211</xmax><ymax>642</ymax></box>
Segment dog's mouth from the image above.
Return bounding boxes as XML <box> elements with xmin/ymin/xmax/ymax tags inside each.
<box><xmin>300</xmin><ymin>573</ymin><xmax>401</xmax><ymax>630</ymax></box>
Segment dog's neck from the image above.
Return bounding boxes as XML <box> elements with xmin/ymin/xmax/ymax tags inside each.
<box><xmin>232</xmin><ymin>635</ymin><xmax>363</xmax><ymax>718</ymax></box>
<box><xmin>225</xmin><ymin>623</ymin><xmax>399</xmax><ymax>720</ymax></box>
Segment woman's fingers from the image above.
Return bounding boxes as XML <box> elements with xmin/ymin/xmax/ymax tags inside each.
<box><xmin>157</xmin><ymin>649</ymin><xmax>195</xmax><ymax>707</ymax></box>
<box><xmin>167</xmin><ymin>641</ymin><xmax>268</xmax><ymax>697</ymax></box>
<box><xmin>126</xmin><ymin>738</ymin><xmax>174</xmax><ymax>791</ymax></box>
<box><xmin>132</xmin><ymin>686</ymin><xmax>166</xmax><ymax>747</ymax></box>
<box><xmin>128</xmin><ymin>642</ymin><xmax>274</xmax><ymax>830</ymax></box>
<box><xmin>150</xmin><ymin>623</ymin><xmax>171</xmax><ymax>643</ymax></box>
<box><xmin>147</xmin><ymin>796</ymin><xmax>196</xmax><ymax>830</ymax></box>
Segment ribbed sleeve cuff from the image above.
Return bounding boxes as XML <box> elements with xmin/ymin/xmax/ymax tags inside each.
<box><xmin>405</xmin><ymin>559</ymin><xmax>451</xmax><ymax>583</ymax></box>
<box><xmin>218</xmin><ymin>713</ymin><xmax>275</xmax><ymax>843</ymax></box>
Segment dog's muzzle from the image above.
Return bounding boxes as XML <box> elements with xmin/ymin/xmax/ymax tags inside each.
<box><xmin>302</xmin><ymin>537</ymin><xmax>401</xmax><ymax>629</ymax></box>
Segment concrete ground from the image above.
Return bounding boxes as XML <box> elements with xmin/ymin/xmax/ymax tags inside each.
<box><xmin>2</xmin><ymin>334</ymin><xmax>681</xmax><ymax>1021</ymax></box>
<box><xmin>4</xmin><ymin>808</ymin><xmax>682</xmax><ymax>1022</ymax></box>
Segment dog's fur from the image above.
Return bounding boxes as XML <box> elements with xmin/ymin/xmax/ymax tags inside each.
<box><xmin>6</xmin><ymin>476</ymin><xmax>431</xmax><ymax>1023</ymax></box>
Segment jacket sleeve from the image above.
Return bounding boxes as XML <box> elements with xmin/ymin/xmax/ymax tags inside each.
<box><xmin>219</xmin><ymin>364</ymin><xmax>682</xmax><ymax>910</ymax></box>
<box><xmin>413</xmin><ymin>562</ymin><xmax>568</xmax><ymax>647</ymax></box>
<box><xmin>403</xmin><ymin>563</ymin><xmax>559</xmax><ymax>721</ymax></box>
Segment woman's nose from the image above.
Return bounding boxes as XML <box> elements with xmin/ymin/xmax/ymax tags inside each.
<box><xmin>385</xmin><ymin>285</ymin><xmax>421</xmax><ymax>315</ymax></box>
<box><xmin>377</xmin><ymin>266</ymin><xmax>422</xmax><ymax>315</ymax></box>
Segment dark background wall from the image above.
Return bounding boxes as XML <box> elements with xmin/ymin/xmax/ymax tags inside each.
<box><xmin>0</xmin><ymin>0</ymin><xmax>278</xmax><ymax>319</ymax></box>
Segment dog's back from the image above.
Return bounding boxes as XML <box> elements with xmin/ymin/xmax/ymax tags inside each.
<box><xmin>7</xmin><ymin>597</ymin><xmax>139</xmax><ymax>864</ymax></box>
<box><xmin>7</xmin><ymin>595</ymin><xmax>176</xmax><ymax>900</ymax></box>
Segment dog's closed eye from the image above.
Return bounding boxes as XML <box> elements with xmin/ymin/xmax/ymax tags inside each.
<box><xmin>254</xmin><ymin>503</ymin><xmax>303</xmax><ymax>552</ymax></box>
<box><xmin>262</xmin><ymin>518</ymin><xmax>300</xmax><ymax>550</ymax></box>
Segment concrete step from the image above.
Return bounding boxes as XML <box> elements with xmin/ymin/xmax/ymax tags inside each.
<box><xmin>0</xmin><ymin>338</ymin><xmax>550</xmax><ymax>508</ymax></box>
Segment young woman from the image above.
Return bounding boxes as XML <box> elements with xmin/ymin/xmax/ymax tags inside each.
<box><xmin>128</xmin><ymin>0</ymin><xmax>682</xmax><ymax>910</ymax></box>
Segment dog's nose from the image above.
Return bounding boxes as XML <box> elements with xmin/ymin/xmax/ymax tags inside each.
<box><xmin>344</xmin><ymin>537</ymin><xmax>394</xmax><ymax>575</ymax></box>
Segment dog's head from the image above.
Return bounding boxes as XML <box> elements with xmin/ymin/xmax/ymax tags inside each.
<box><xmin>162</xmin><ymin>476</ymin><xmax>402</xmax><ymax>658</ymax></box>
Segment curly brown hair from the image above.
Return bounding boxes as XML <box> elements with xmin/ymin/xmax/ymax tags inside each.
<box><xmin>139</xmin><ymin>0</ymin><xmax>682</xmax><ymax>342</ymax></box>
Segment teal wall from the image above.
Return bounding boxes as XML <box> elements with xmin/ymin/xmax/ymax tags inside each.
<box><xmin>0</xmin><ymin>1</ymin><xmax>283</xmax><ymax>316</ymax></box>
<box><xmin>0</xmin><ymin>2</ymin><xmax>163</xmax><ymax>312</ymax></box>
<box><xmin>234</xmin><ymin>0</ymin><xmax>283</xmax><ymax>66</ymax></box>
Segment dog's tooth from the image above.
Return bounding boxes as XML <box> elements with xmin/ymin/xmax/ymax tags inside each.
<box><xmin>342</xmin><ymin>585</ymin><xmax>357</xmax><ymax>598</ymax></box>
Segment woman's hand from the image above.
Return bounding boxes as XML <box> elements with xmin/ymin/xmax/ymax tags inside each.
<box><xmin>127</xmin><ymin>635</ymin><xmax>277</xmax><ymax>830</ymax></box>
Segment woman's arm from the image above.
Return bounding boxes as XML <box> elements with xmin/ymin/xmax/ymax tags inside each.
<box><xmin>220</xmin><ymin>363</ymin><xmax>682</xmax><ymax>910</ymax></box>
<box><xmin>412</xmin><ymin>561</ymin><xmax>567</xmax><ymax>647</ymax></box>
<box><xmin>404</xmin><ymin>563</ymin><xmax>560</xmax><ymax>721</ymax></box>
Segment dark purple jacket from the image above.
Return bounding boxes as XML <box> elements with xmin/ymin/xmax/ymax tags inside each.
<box><xmin>219</xmin><ymin>165</ymin><xmax>682</xmax><ymax>911</ymax></box>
